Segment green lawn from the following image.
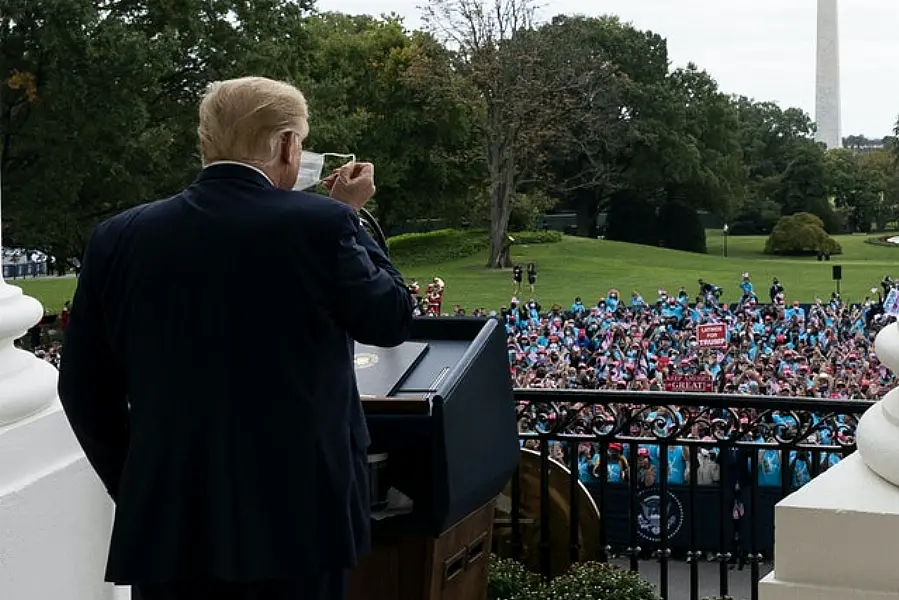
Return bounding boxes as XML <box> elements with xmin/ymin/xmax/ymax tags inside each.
<box><xmin>16</xmin><ymin>277</ymin><xmax>78</xmax><ymax>314</ymax></box>
<box><xmin>14</xmin><ymin>231</ymin><xmax>899</xmax><ymax>313</ymax></box>
<box><xmin>401</xmin><ymin>231</ymin><xmax>898</xmax><ymax>310</ymax></box>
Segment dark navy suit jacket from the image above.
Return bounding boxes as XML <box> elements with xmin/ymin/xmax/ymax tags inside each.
<box><xmin>58</xmin><ymin>164</ymin><xmax>414</xmax><ymax>584</ymax></box>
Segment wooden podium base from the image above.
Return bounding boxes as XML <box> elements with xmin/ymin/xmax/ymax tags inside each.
<box><xmin>348</xmin><ymin>500</ymin><xmax>496</xmax><ymax>600</ymax></box>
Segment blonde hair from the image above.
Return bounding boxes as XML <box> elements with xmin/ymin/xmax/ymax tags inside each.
<box><xmin>197</xmin><ymin>76</ymin><xmax>309</xmax><ymax>167</ymax></box>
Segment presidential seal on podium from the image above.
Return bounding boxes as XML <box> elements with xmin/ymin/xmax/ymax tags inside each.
<box><xmin>354</xmin><ymin>352</ymin><xmax>379</xmax><ymax>370</ymax></box>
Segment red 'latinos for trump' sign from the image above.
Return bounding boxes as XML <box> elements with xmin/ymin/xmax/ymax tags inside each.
<box><xmin>697</xmin><ymin>323</ymin><xmax>727</xmax><ymax>349</ymax></box>
<box><xmin>665</xmin><ymin>374</ymin><xmax>714</xmax><ymax>393</ymax></box>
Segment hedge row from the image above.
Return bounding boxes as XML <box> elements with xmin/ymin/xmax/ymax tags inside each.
<box><xmin>488</xmin><ymin>555</ymin><xmax>732</xmax><ymax>600</ymax></box>
<box><xmin>488</xmin><ymin>555</ymin><xmax>658</xmax><ymax>600</ymax></box>
<box><xmin>388</xmin><ymin>229</ymin><xmax>561</xmax><ymax>268</ymax></box>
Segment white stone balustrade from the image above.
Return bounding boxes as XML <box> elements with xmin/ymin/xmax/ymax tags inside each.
<box><xmin>0</xmin><ymin>169</ymin><xmax>118</xmax><ymax>599</ymax></box>
<box><xmin>0</xmin><ymin>279</ymin><xmax>58</xmax><ymax>424</ymax></box>
<box><xmin>761</xmin><ymin>320</ymin><xmax>899</xmax><ymax>600</ymax></box>
<box><xmin>856</xmin><ymin>323</ymin><xmax>899</xmax><ymax>487</ymax></box>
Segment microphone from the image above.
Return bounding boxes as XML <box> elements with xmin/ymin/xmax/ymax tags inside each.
<box><xmin>359</xmin><ymin>207</ymin><xmax>388</xmax><ymax>256</ymax></box>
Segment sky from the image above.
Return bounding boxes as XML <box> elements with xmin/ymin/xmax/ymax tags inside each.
<box><xmin>314</xmin><ymin>0</ymin><xmax>899</xmax><ymax>138</ymax></box>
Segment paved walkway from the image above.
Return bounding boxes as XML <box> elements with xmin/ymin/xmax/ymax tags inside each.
<box><xmin>611</xmin><ymin>558</ymin><xmax>772</xmax><ymax>600</ymax></box>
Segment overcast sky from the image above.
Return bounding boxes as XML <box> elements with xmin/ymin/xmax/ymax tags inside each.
<box><xmin>315</xmin><ymin>0</ymin><xmax>898</xmax><ymax>138</ymax></box>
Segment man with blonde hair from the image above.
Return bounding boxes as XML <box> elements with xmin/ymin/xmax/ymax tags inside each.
<box><xmin>58</xmin><ymin>76</ymin><xmax>413</xmax><ymax>600</ymax></box>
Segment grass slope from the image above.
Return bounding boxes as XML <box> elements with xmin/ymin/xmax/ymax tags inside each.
<box><xmin>15</xmin><ymin>231</ymin><xmax>897</xmax><ymax>313</ymax></box>
<box><xmin>400</xmin><ymin>230</ymin><xmax>897</xmax><ymax>310</ymax></box>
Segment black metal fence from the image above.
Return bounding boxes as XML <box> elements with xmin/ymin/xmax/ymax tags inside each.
<box><xmin>501</xmin><ymin>388</ymin><xmax>873</xmax><ymax>600</ymax></box>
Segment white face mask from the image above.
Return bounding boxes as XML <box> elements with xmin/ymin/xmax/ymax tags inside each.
<box><xmin>294</xmin><ymin>151</ymin><xmax>356</xmax><ymax>191</ymax></box>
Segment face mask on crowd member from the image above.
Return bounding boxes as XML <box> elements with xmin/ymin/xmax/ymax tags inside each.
<box><xmin>294</xmin><ymin>151</ymin><xmax>355</xmax><ymax>191</ymax></box>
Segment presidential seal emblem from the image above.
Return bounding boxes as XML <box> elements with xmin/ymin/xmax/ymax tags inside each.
<box><xmin>354</xmin><ymin>352</ymin><xmax>379</xmax><ymax>370</ymax></box>
<box><xmin>636</xmin><ymin>488</ymin><xmax>684</xmax><ymax>543</ymax></box>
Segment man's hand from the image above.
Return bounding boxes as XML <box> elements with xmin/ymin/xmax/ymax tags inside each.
<box><xmin>322</xmin><ymin>162</ymin><xmax>376</xmax><ymax>211</ymax></box>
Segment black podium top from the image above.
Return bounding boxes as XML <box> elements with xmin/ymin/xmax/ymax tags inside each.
<box><xmin>358</xmin><ymin>317</ymin><xmax>519</xmax><ymax>535</ymax></box>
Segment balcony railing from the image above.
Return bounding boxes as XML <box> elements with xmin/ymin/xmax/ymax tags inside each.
<box><xmin>498</xmin><ymin>388</ymin><xmax>874</xmax><ymax>600</ymax></box>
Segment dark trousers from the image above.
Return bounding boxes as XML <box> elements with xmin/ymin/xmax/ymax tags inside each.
<box><xmin>133</xmin><ymin>572</ymin><xmax>347</xmax><ymax>600</ymax></box>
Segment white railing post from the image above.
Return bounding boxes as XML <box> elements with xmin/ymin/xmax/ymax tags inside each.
<box><xmin>0</xmin><ymin>169</ymin><xmax>58</xmax><ymax>426</ymax></box>
<box><xmin>856</xmin><ymin>322</ymin><xmax>899</xmax><ymax>487</ymax></box>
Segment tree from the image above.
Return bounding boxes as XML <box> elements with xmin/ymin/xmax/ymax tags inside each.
<box><xmin>824</xmin><ymin>148</ymin><xmax>878</xmax><ymax>232</ymax></box>
<box><xmin>1</xmin><ymin>0</ymin><xmax>187</xmax><ymax>258</ymax></box>
<box><xmin>531</xmin><ymin>16</ymin><xmax>630</xmax><ymax>237</ymax></box>
<box><xmin>422</xmin><ymin>0</ymin><xmax>538</xmax><ymax>268</ymax></box>
<box><xmin>729</xmin><ymin>194</ymin><xmax>781</xmax><ymax>235</ymax></box>
<box><xmin>292</xmin><ymin>14</ymin><xmax>478</xmax><ymax>232</ymax></box>
<box><xmin>658</xmin><ymin>65</ymin><xmax>744</xmax><ymax>226</ymax></box>
<box><xmin>858</xmin><ymin>149</ymin><xmax>899</xmax><ymax>231</ymax></box>
<box><xmin>657</xmin><ymin>199</ymin><xmax>706</xmax><ymax>253</ymax></box>
<box><xmin>422</xmin><ymin>0</ymin><xmax>624</xmax><ymax>267</ymax></box>
<box><xmin>604</xmin><ymin>189</ymin><xmax>658</xmax><ymax>246</ymax></box>
<box><xmin>0</xmin><ymin>0</ymin><xmax>313</xmax><ymax>258</ymax></box>
<box><xmin>733</xmin><ymin>98</ymin><xmax>817</xmax><ymax>211</ymax></box>
<box><xmin>539</xmin><ymin>15</ymin><xmax>660</xmax><ymax>237</ymax></box>
<box><xmin>774</xmin><ymin>143</ymin><xmax>836</xmax><ymax>231</ymax></box>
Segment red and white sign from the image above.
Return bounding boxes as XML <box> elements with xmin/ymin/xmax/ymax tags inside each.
<box><xmin>665</xmin><ymin>374</ymin><xmax>714</xmax><ymax>393</ymax></box>
<box><xmin>697</xmin><ymin>323</ymin><xmax>727</xmax><ymax>349</ymax></box>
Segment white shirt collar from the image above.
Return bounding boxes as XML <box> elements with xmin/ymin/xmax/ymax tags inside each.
<box><xmin>204</xmin><ymin>161</ymin><xmax>274</xmax><ymax>186</ymax></box>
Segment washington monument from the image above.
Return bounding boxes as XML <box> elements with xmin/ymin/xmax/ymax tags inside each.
<box><xmin>815</xmin><ymin>0</ymin><xmax>842</xmax><ymax>148</ymax></box>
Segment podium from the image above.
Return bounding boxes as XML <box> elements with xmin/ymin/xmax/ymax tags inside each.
<box><xmin>347</xmin><ymin>317</ymin><xmax>519</xmax><ymax>600</ymax></box>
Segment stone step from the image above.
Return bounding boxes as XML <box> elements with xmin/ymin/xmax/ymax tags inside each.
<box><xmin>760</xmin><ymin>574</ymin><xmax>899</xmax><ymax>600</ymax></box>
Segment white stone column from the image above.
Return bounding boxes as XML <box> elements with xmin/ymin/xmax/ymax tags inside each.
<box><xmin>761</xmin><ymin>322</ymin><xmax>899</xmax><ymax>600</ymax></box>
<box><xmin>0</xmin><ymin>168</ymin><xmax>118</xmax><ymax>600</ymax></box>
<box><xmin>815</xmin><ymin>0</ymin><xmax>842</xmax><ymax>149</ymax></box>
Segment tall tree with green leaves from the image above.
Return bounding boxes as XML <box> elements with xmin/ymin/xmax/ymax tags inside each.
<box><xmin>1</xmin><ymin>0</ymin><xmax>312</xmax><ymax>258</ymax></box>
<box><xmin>293</xmin><ymin>13</ymin><xmax>479</xmax><ymax>233</ymax></box>
<box><xmin>422</xmin><ymin>0</ymin><xmax>626</xmax><ymax>266</ymax></box>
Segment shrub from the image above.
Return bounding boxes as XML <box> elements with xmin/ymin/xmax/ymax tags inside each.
<box><xmin>488</xmin><ymin>555</ymin><xmax>542</xmax><ymax>600</ymax></box>
<box><xmin>388</xmin><ymin>228</ymin><xmax>561</xmax><ymax>268</ymax></box>
<box><xmin>509</xmin><ymin>190</ymin><xmax>560</xmax><ymax>231</ymax></box>
<box><xmin>512</xmin><ymin>230</ymin><xmax>562</xmax><ymax>245</ymax></box>
<box><xmin>387</xmin><ymin>229</ymin><xmax>489</xmax><ymax>267</ymax></box>
<box><xmin>764</xmin><ymin>212</ymin><xmax>843</xmax><ymax>256</ymax></box>
<box><xmin>544</xmin><ymin>562</ymin><xmax>659</xmax><ymax>600</ymax></box>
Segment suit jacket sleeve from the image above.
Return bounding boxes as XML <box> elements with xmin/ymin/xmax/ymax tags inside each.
<box><xmin>330</xmin><ymin>207</ymin><xmax>414</xmax><ymax>347</ymax></box>
<box><xmin>58</xmin><ymin>227</ymin><xmax>129</xmax><ymax>501</ymax></box>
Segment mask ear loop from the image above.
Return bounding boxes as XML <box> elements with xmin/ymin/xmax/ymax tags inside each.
<box><xmin>324</xmin><ymin>153</ymin><xmax>357</xmax><ymax>170</ymax></box>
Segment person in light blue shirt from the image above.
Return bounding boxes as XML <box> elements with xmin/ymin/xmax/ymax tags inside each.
<box><xmin>606</xmin><ymin>289</ymin><xmax>620</xmax><ymax>313</ymax></box>
<box><xmin>790</xmin><ymin>450</ymin><xmax>812</xmax><ymax>488</ymax></box>
<box><xmin>667</xmin><ymin>446</ymin><xmax>688</xmax><ymax>484</ymax></box>
<box><xmin>739</xmin><ymin>272</ymin><xmax>754</xmax><ymax>303</ymax></box>
<box><xmin>757</xmin><ymin>446</ymin><xmax>781</xmax><ymax>487</ymax></box>
<box><xmin>577</xmin><ymin>443</ymin><xmax>595</xmax><ymax>483</ymax></box>
<box><xmin>570</xmin><ymin>297</ymin><xmax>586</xmax><ymax>314</ymax></box>
<box><xmin>596</xmin><ymin>444</ymin><xmax>629</xmax><ymax>483</ymax></box>
<box><xmin>631</xmin><ymin>291</ymin><xmax>646</xmax><ymax>308</ymax></box>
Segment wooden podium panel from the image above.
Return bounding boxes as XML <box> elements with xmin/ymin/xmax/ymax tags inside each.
<box><xmin>348</xmin><ymin>500</ymin><xmax>496</xmax><ymax>600</ymax></box>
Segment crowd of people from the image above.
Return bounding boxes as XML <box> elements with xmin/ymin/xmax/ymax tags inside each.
<box><xmin>503</xmin><ymin>278</ymin><xmax>893</xmax><ymax>400</ymax></box>
<box><xmin>25</xmin><ymin>273</ymin><xmax>896</xmax><ymax>490</ymax></box>
<box><xmin>503</xmin><ymin>272</ymin><xmax>899</xmax><ymax>501</ymax></box>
